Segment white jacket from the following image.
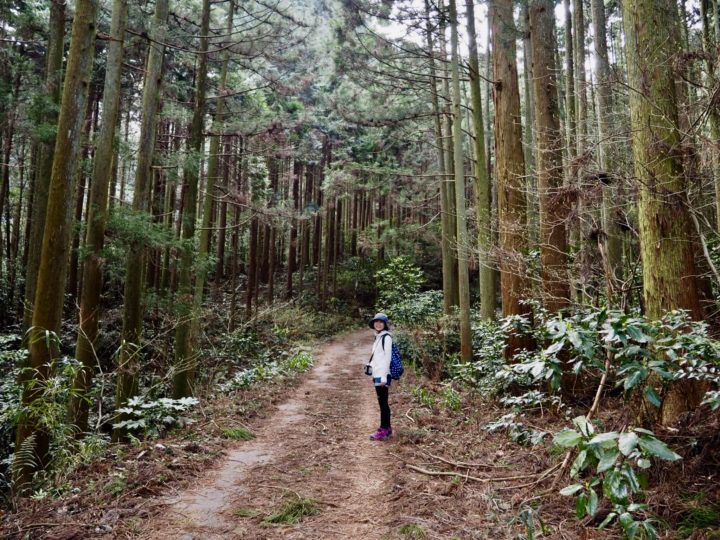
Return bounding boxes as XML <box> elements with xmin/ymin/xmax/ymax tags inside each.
<box><xmin>369</xmin><ymin>330</ymin><xmax>392</xmax><ymax>385</ymax></box>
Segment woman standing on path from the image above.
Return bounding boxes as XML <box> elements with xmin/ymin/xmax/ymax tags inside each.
<box><xmin>367</xmin><ymin>313</ymin><xmax>393</xmax><ymax>440</ymax></box>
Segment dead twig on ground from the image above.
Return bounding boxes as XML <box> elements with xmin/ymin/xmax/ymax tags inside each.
<box><xmin>425</xmin><ymin>452</ymin><xmax>512</xmax><ymax>469</ymax></box>
<box><xmin>494</xmin><ymin>462</ymin><xmax>562</xmax><ymax>491</ymax></box>
<box><xmin>406</xmin><ymin>464</ymin><xmax>540</xmax><ymax>483</ymax></box>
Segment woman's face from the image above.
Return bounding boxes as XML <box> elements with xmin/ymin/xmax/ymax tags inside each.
<box><xmin>373</xmin><ymin>320</ymin><xmax>386</xmax><ymax>332</ymax></box>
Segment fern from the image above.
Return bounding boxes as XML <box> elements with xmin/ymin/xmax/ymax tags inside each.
<box><xmin>11</xmin><ymin>432</ymin><xmax>38</xmax><ymax>487</ymax></box>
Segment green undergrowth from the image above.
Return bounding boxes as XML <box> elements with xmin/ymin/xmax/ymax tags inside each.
<box><xmin>0</xmin><ymin>302</ymin><xmax>351</xmax><ymax>507</ymax></box>
<box><xmin>388</xmin><ymin>281</ymin><xmax>720</xmax><ymax>539</ymax></box>
<box><xmin>399</xmin><ymin>523</ymin><xmax>427</xmax><ymax>538</ymax></box>
<box><xmin>264</xmin><ymin>493</ymin><xmax>320</xmax><ymax>525</ymax></box>
<box><xmin>222</xmin><ymin>427</ymin><xmax>255</xmax><ymax>440</ymax></box>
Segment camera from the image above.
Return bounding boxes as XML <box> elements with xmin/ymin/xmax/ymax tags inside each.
<box><xmin>364</xmin><ymin>364</ymin><xmax>372</xmax><ymax>376</ymax></box>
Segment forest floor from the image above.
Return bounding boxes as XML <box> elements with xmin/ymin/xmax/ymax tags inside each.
<box><xmin>3</xmin><ymin>329</ymin><xmax>718</xmax><ymax>539</ymax></box>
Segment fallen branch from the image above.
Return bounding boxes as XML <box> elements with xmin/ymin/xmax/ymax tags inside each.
<box><xmin>493</xmin><ymin>463</ymin><xmax>562</xmax><ymax>491</ymax></box>
<box><xmin>426</xmin><ymin>452</ymin><xmax>511</xmax><ymax>470</ymax></box>
<box><xmin>406</xmin><ymin>464</ymin><xmax>539</xmax><ymax>483</ymax></box>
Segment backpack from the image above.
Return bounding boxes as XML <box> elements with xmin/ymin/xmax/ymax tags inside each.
<box><xmin>382</xmin><ymin>334</ymin><xmax>404</xmax><ymax>380</ymax></box>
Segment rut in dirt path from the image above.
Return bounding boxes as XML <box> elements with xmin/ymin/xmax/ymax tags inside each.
<box><xmin>144</xmin><ymin>329</ymin><xmax>396</xmax><ymax>540</ymax></box>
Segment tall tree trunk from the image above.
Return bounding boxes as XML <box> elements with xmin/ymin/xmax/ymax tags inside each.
<box><xmin>68</xmin><ymin>90</ymin><xmax>96</xmax><ymax>307</ymax></box>
<box><xmin>68</xmin><ymin>0</ymin><xmax>128</xmax><ymax>435</ymax></box>
<box><xmin>22</xmin><ymin>0</ymin><xmax>65</xmax><ymax>329</ymax></box>
<box><xmin>563</xmin><ymin>0</ymin><xmax>576</xmax><ymax>164</ymax></box>
<box><xmin>424</xmin><ymin>0</ymin><xmax>454</xmax><ymax>315</ymax></box>
<box><xmin>590</xmin><ymin>0</ymin><xmax>623</xmax><ymax>303</ymax></box>
<box><xmin>572</xmin><ymin>0</ymin><xmax>587</xmax><ymax>155</ymax></box>
<box><xmin>14</xmin><ymin>0</ymin><xmax>98</xmax><ymax>494</ymax></box>
<box><xmin>114</xmin><ymin>0</ymin><xmax>169</xmax><ymax>441</ymax></box>
<box><xmin>287</xmin><ymin>160</ymin><xmax>300</xmax><ymax>299</ymax></box>
<box><xmin>8</xmin><ymin>141</ymin><xmax>26</xmax><ymax>314</ymax></box>
<box><xmin>530</xmin><ymin>0</ymin><xmax>571</xmax><ymax>313</ymax></box>
<box><xmin>192</xmin><ymin>0</ymin><xmax>233</xmax><ymax>356</ymax></box>
<box><xmin>245</xmin><ymin>215</ymin><xmax>258</xmax><ymax>320</ymax></box>
<box><xmin>216</xmin><ymin>140</ymin><xmax>231</xmax><ymax>284</ymax></box>
<box><xmin>439</xmin><ymin>2</ymin><xmax>459</xmax><ymax>307</ymax></box>
<box><xmin>623</xmin><ymin>0</ymin><xmax>704</xmax><ymax>426</ymax></box>
<box><xmin>491</xmin><ymin>0</ymin><xmax>533</xmax><ymax>358</ymax></box>
<box><xmin>173</xmin><ymin>0</ymin><xmax>210</xmax><ymax>399</ymax></box>
<box><xmin>465</xmin><ymin>0</ymin><xmax>494</xmax><ymax>321</ymax></box>
<box><xmin>448</xmin><ymin>0</ymin><xmax>472</xmax><ymax>362</ymax></box>
<box><xmin>521</xmin><ymin>0</ymin><xmax>538</xmax><ymax>244</ymax></box>
<box><xmin>700</xmin><ymin>0</ymin><xmax>720</xmax><ymax>232</ymax></box>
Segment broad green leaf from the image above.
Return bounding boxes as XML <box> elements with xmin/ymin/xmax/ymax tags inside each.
<box><xmin>554</xmin><ymin>429</ymin><xmax>582</xmax><ymax>447</ymax></box>
<box><xmin>624</xmin><ymin>521</ymin><xmax>640</xmax><ymax>540</ymax></box>
<box><xmin>644</xmin><ymin>387</ymin><xmax>662</xmax><ymax>408</ymax></box>
<box><xmin>623</xmin><ymin>368</ymin><xmax>647</xmax><ymax>390</ymax></box>
<box><xmin>544</xmin><ymin>341</ymin><xmax>564</xmax><ymax>355</ymax></box>
<box><xmin>622</xmin><ymin>464</ymin><xmax>641</xmax><ymax>492</ymax></box>
<box><xmin>598</xmin><ymin>447</ymin><xmax>620</xmax><ymax>473</ymax></box>
<box><xmin>627</xmin><ymin>326</ymin><xmax>651</xmax><ymax>343</ymax></box>
<box><xmin>568</xmin><ymin>330</ymin><xmax>583</xmax><ymax>349</ymax></box>
<box><xmin>641</xmin><ymin>520</ymin><xmax>659</xmax><ymax>540</ymax></box>
<box><xmin>576</xmin><ymin>493</ymin><xmax>588</xmax><ymax>519</ymax></box>
<box><xmin>603</xmin><ymin>469</ymin><xmax>629</xmax><ymax>502</ymax></box>
<box><xmin>618</xmin><ymin>512</ymin><xmax>635</xmax><ymax>529</ymax></box>
<box><xmin>573</xmin><ymin>415</ymin><xmax>595</xmax><ymax>437</ymax></box>
<box><xmin>619</xmin><ymin>432</ymin><xmax>639</xmax><ymax>456</ymax></box>
<box><xmin>571</xmin><ymin>449</ymin><xmax>588</xmax><ymax>478</ymax></box>
<box><xmin>586</xmin><ymin>489</ymin><xmax>599</xmax><ymax>516</ymax></box>
<box><xmin>588</xmin><ymin>432</ymin><xmax>620</xmax><ymax>447</ymax></box>
<box><xmin>649</xmin><ymin>365</ymin><xmax>673</xmax><ymax>379</ymax></box>
<box><xmin>599</xmin><ymin>512</ymin><xmax>617</xmax><ymax>529</ymax></box>
<box><xmin>638</xmin><ymin>436</ymin><xmax>681</xmax><ymax>461</ymax></box>
<box><xmin>559</xmin><ymin>483</ymin><xmax>584</xmax><ymax>496</ymax></box>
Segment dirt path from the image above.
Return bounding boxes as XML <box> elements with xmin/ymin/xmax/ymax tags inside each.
<box><xmin>143</xmin><ymin>329</ymin><xmax>394</xmax><ymax>539</ymax></box>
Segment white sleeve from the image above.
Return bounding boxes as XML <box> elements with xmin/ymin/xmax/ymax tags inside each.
<box><xmin>380</xmin><ymin>335</ymin><xmax>392</xmax><ymax>383</ymax></box>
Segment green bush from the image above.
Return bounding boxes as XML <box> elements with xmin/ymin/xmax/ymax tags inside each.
<box><xmin>387</xmin><ymin>290</ymin><xmax>443</xmax><ymax>326</ymax></box>
<box><xmin>555</xmin><ymin>415</ymin><xmax>681</xmax><ymax>539</ymax></box>
<box><xmin>375</xmin><ymin>256</ymin><xmax>425</xmax><ymax>310</ymax></box>
<box><xmin>113</xmin><ymin>396</ymin><xmax>199</xmax><ymax>439</ymax></box>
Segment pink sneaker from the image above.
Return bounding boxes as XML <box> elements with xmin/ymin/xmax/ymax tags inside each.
<box><xmin>369</xmin><ymin>427</ymin><xmax>392</xmax><ymax>441</ymax></box>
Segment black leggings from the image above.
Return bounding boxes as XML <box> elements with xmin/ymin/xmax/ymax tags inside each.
<box><xmin>375</xmin><ymin>385</ymin><xmax>391</xmax><ymax>429</ymax></box>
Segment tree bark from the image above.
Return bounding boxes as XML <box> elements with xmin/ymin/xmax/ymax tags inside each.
<box><xmin>529</xmin><ymin>0</ymin><xmax>571</xmax><ymax>313</ymax></box>
<box><xmin>490</xmin><ymin>0</ymin><xmax>533</xmax><ymax>358</ymax></box>
<box><xmin>465</xmin><ymin>0</ymin><xmax>495</xmax><ymax>321</ymax></box>
<box><xmin>22</xmin><ymin>0</ymin><xmax>65</xmax><ymax>329</ymax></box>
<box><xmin>591</xmin><ymin>0</ymin><xmax>623</xmax><ymax>303</ymax></box>
<box><xmin>173</xmin><ymin>0</ymin><xmax>210</xmax><ymax>399</ymax></box>
<box><xmin>69</xmin><ymin>0</ymin><xmax>128</xmax><ymax>435</ymax></box>
<box><xmin>114</xmin><ymin>0</ymin><xmax>169</xmax><ymax>441</ymax></box>
<box><xmin>15</xmin><ymin>0</ymin><xmax>98</xmax><ymax>493</ymax></box>
<box><xmin>448</xmin><ymin>0</ymin><xmax>472</xmax><ymax>362</ymax></box>
<box><xmin>623</xmin><ymin>0</ymin><xmax>704</xmax><ymax>426</ymax></box>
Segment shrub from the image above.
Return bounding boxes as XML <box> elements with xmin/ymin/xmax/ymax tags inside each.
<box><xmin>113</xmin><ymin>396</ymin><xmax>199</xmax><ymax>439</ymax></box>
<box><xmin>375</xmin><ymin>256</ymin><xmax>425</xmax><ymax>310</ymax></box>
<box><xmin>555</xmin><ymin>415</ymin><xmax>681</xmax><ymax>539</ymax></box>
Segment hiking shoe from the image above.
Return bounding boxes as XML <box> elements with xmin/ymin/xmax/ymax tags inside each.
<box><xmin>369</xmin><ymin>427</ymin><xmax>392</xmax><ymax>441</ymax></box>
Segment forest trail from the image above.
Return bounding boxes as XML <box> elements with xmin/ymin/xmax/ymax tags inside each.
<box><xmin>143</xmin><ymin>329</ymin><xmax>393</xmax><ymax>539</ymax></box>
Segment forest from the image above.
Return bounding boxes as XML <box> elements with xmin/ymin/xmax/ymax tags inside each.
<box><xmin>1</xmin><ymin>0</ymin><xmax>720</xmax><ymax>537</ymax></box>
